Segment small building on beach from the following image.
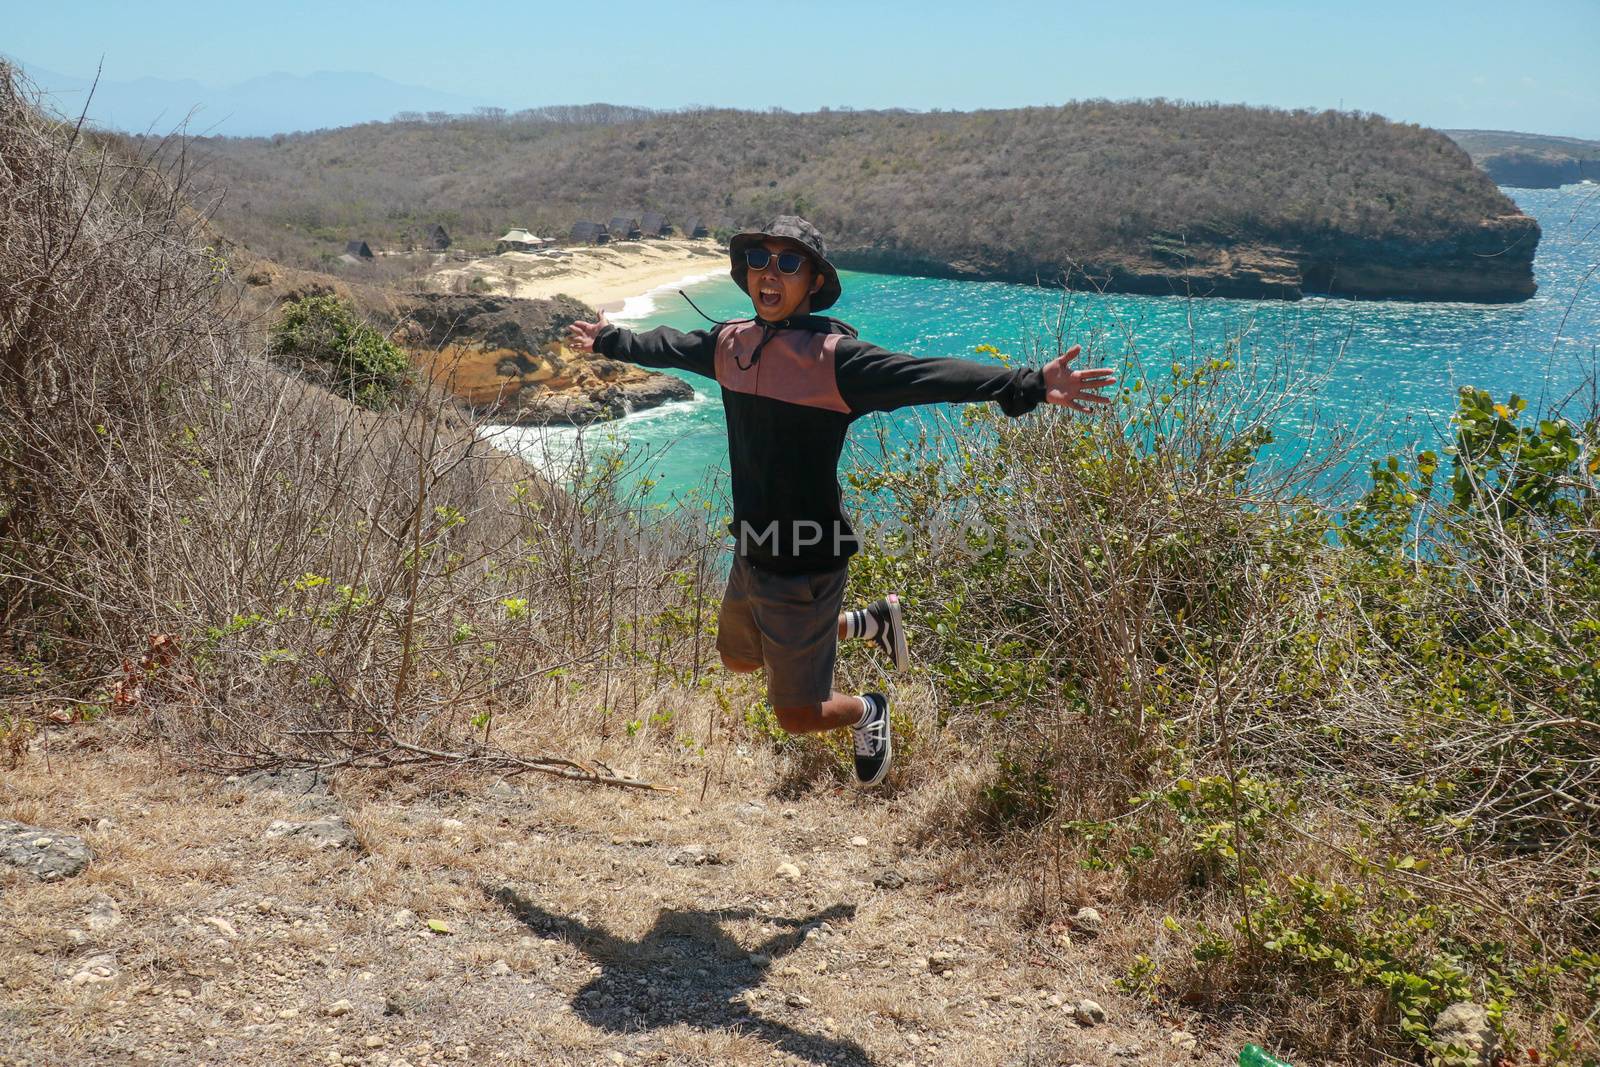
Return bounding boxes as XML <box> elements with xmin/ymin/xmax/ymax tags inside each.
<box><xmin>424</xmin><ymin>223</ymin><xmax>451</xmax><ymax>250</ymax></box>
<box><xmin>495</xmin><ymin>228</ymin><xmax>548</xmax><ymax>254</ymax></box>
<box><xmin>639</xmin><ymin>211</ymin><xmax>671</xmax><ymax>238</ymax></box>
<box><xmin>608</xmin><ymin>215</ymin><xmax>642</xmax><ymax>241</ymax></box>
<box><xmin>682</xmin><ymin>216</ymin><xmax>709</xmax><ymax>239</ymax></box>
<box><xmin>570</xmin><ymin>220</ymin><xmax>609</xmax><ymax>245</ymax></box>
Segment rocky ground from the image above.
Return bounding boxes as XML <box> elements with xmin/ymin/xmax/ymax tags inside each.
<box><xmin>0</xmin><ymin>735</ymin><xmax>1245</xmax><ymax>1067</ymax></box>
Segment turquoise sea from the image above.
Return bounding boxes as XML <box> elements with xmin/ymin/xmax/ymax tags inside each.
<box><xmin>491</xmin><ymin>185</ymin><xmax>1599</xmax><ymax>511</ymax></box>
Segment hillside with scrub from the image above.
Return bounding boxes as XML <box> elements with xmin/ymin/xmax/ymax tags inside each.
<box><xmin>190</xmin><ymin>100</ymin><xmax>1540</xmax><ymax>302</ymax></box>
<box><xmin>4</xmin><ymin>62</ymin><xmax>1600</xmax><ymax>1066</ymax></box>
<box><xmin>1446</xmin><ymin>128</ymin><xmax>1600</xmax><ymax>188</ymax></box>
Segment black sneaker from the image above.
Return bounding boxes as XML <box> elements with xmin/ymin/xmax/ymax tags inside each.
<box><xmin>866</xmin><ymin>595</ymin><xmax>909</xmax><ymax>672</ymax></box>
<box><xmin>852</xmin><ymin>692</ymin><xmax>893</xmax><ymax>787</ymax></box>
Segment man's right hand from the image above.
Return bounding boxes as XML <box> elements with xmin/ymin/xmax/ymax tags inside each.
<box><xmin>565</xmin><ymin>310</ymin><xmax>609</xmax><ymax>353</ymax></box>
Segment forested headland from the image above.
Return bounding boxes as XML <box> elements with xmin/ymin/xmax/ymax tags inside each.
<box><xmin>191</xmin><ymin>101</ymin><xmax>1539</xmax><ymax>302</ymax></box>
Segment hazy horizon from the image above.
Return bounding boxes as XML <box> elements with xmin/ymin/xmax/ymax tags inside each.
<box><xmin>6</xmin><ymin>0</ymin><xmax>1598</xmax><ymax>140</ymax></box>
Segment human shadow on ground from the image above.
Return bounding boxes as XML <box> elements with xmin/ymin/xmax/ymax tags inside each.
<box><xmin>488</xmin><ymin>885</ymin><xmax>873</xmax><ymax>1066</ymax></box>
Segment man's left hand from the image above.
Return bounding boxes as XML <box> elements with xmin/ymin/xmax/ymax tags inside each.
<box><xmin>1043</xmin><ymin>345</ymin><xmax>1116</xmax><ymax>414</ymax></box>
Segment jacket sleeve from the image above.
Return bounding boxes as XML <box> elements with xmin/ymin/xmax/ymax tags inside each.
<box><xmin>593</xmin><ymin>323</ymin><xmax>718</xmax><ymax>380</ymax></box>
<box><xmin>833</xmin><ymin>338</ymin><xmax>1047</xmax><ymax>418</ymax></box>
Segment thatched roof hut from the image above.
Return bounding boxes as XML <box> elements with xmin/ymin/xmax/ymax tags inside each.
<box><xmin>495</xmin><ymin>228</ymin><xmax>548</xmax><ymax>253</ymax></box>
<box><xmin>343</xmin><ymin>239</ymin><xmax>374</xmax><ymax>260</ymax></box>
<box><xmin>570</xmin><ymin>220</ymin><xmax>609</xmax><ymax>244</ymax></box>
<box><xmin>424</xmin><ymin>223</ymin><xmax>451</xmax><ymax>250</ymax></box>
<box><xmin>639</xmin><ymin>211</ymin><xmax>671</xmax><ymax>238</ymax></box>
<box><xmin>608</xmin><ymin>215</ymin><xmax>641</xmax><ymax>241</ymax></box>
<box><xmin>682</xmin><ymin>216</ymin><xmax>709</xmax><ymax>239</ymax></box>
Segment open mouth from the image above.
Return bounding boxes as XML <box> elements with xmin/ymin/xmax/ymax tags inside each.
<box><xmin>757</xmin><ymin>284</ymin><xmax>783</xmax><ymax>309</ymax></box>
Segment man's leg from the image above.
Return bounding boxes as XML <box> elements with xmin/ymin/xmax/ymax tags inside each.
<box><xmin>772</xmin><ymin>694</ymin><xmax>870</xmax><ymax>735</ymax></box>
<box><xmin>837</xmin><ymin>594</ymin><xmax>909</xmax><ymax>671</ymax></box>
<box><xmin>746</xmin><ymin>562</ymin><xmax>894</xmax><ymax>787</ymax></box>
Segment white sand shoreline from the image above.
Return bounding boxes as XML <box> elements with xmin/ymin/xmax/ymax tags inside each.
<box><xmin>432</xmin><ymin>238</ymin><xmax>731</xmax><ymax>313</ymax></box>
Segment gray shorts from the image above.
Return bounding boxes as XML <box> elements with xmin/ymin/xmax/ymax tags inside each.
<box><xmin>716</xmin><ymin>556</ymin><xmax>847</xmax><ymax>707</ymax></box>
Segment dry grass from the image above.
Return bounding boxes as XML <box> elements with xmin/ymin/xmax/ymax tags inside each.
<box><xmin>0</xmin><ymin>710</ymin><xmax>1249</xmax><ymax>1067</ymax></box>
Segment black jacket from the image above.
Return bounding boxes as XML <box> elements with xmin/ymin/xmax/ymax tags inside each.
<box><xmin>595</xmin><ymin>314</ymin><xmax>1046</xmax><ymax>573</ymax></box>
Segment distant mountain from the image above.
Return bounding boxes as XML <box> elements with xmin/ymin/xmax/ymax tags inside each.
<box><xmin>1444</xmin><ymin>129</ymin><xmax>1600</xmax><ymax>188</ymax></box>
<box><xmin>5</xmin><ymin>58</ymin><xmax>490</xmax><ymax>136</ymax></box>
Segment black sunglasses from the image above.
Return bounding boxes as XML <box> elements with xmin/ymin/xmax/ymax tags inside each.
<box><xmin>744</xmin><ymin>248</ymin><xmax>808</xmax><ymax>275</ymax></box>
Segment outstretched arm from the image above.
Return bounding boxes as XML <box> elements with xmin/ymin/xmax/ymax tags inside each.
<box><xmin>835</xmin><ymin>338</ymin><xmax>1115</xmax><ymax>418</ymax></box>
<box><xmin>565</xmin><ymin>311</ymin><xmax>719</xmax><ymax>380</ymax></box>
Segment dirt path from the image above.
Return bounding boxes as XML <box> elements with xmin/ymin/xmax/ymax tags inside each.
<box><xmin>1</xmin><ymin>745</ymin><xmax>1235</xmax><ymax>1066</ymax></box>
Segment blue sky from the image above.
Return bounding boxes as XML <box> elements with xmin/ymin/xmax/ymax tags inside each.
<box><xmin>5</xmin><ymin>0</ymin><xmax>1599</xmax><ymax>137</ymax></box>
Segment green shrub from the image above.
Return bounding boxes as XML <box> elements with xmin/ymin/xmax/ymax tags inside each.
<box><xmin>845</xmin><ymin>331</ymin><xmax>1600</xmax><ymax>1062</ymax></box>
<box><xmin>269</xmin><ymin>294</ymin><xmax>411</xmax><ymax>408</ymax></box>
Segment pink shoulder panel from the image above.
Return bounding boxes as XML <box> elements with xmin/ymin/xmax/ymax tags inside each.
<box><xmin>714</xmin><ymin>322</ymin><xmax>849</xmax><ymax>414</ymax></box>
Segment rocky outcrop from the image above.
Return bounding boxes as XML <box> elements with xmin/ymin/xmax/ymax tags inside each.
<box><xmin>0</xmin><ymin>820</ymin><xmax>92</xmax><ymax>881</ymax></box>
<box><xmin>396</xmin><ymin>293</ymin><xmax>695</xmax><ymax>425</ymax></box>
<box><xmin>1479</xmin><ymin>150</ymin><xmax>1600</xmax><ymax>189</ymax></box>
<box><xmin>835</xmin><ymin>212</ymin><xmax>1541</xmax><ymax>303</ymax></box>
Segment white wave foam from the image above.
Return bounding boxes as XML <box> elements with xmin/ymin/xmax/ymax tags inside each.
<box><xmin>609</xmin><ymin>270</ymin><xmax>725</xmax><ymax>323</ymax></box>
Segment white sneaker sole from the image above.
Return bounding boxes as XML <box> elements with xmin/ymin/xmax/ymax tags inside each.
<box><xmin>885</xmin><ymin>595</ymin><xmax>909</xmax><ymax>672</ymax></box>
<box><xmin>857</xmin><ymin>729</ymin><xmax>892</xmax><ymax>788</ymax></box>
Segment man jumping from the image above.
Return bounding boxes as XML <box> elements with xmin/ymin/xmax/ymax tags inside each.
<box><xmin>566</xmin><ymin>216</ymin><xmax>1115</xmax><ymax>786</ymax></box>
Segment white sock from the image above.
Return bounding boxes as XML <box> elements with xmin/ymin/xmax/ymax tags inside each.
<box><xmin>853</xmin><ymin>694</ymin><xmax>873</xmax><ymax>727</ymax></box>
<box><xmin>843</xmin><ymin>607</ymin><xmax>880</xmax><ymax>641</ymax></box>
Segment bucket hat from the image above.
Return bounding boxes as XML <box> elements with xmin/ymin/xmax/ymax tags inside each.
<box><xmin>728</xmin><ymin>215</ymin><xmax>843</xmax><ymax>312</ymax></box>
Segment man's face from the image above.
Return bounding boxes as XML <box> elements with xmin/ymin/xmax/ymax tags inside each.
<box><xmin>748</xmin><ymin>237</ymin><xmax>824</xmax><ymax>322</ymax></box>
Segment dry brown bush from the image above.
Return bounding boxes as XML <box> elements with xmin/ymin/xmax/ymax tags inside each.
<box><xmin>0</xmin><ymin>62</ymin><xmax>722</xmax><ymax>789</ymax></box>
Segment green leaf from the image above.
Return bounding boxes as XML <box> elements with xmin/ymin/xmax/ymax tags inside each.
<box><xmin>426</xmin><ymin>919</ymin><xmax>452</xmax><ymax>934</ymax></box>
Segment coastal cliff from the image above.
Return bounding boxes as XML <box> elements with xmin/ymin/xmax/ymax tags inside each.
<box><xmin>835</xmin><ymin>211</ymin><xmax>1540</xmax><ymax>302</ymax></box>
<box><xmin>398</xmin><ymin>294</ymin><xmax>695</xmax><ymax>426</ymax></box>
<box><xmin>236</xmin><ymin>260</ymin><xmax>693</xmax><ymax>425</ymax></box>
<box><xmin>1446</xmin><ymin>129</ymin><xmax>1600</xmax><ymax>190</ymax></box>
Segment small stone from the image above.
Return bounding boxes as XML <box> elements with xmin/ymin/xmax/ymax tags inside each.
<box><xmin>490</xmin><ymin>959</ymin><xmax>513</xmax><ymax>977</ymax></box>
<box><xmin>670</xmin><ymin>845</ymin><xmax>722</xmax><ymax>867</ymax></box>
<box><xmin>437</xmin><ymin>818</ymin><xmax>465</xmax><ymax>831</ymax></box>
<box><xmin>1170</xmin><ymin>1029</ymin><xmax>1198</xmax><ymax>1050</ymax></box>
<box><xmin>487</xmin><ymin>779</ymin><xmax>515</xmax><ymax>799</ymax></box>
<box><xmin>1074</xmin><ymin>999</ymin><xmax>1106</xmax><ymax>1025</ymax></box>
<box><xmin>872</xmin><ymin>868</ymin><xmax>906</xmax><ymax>889</ymax></box>
<box><xmin>1073</xmin><ymin>906</ymin><xmax>1104</xmax><ymax>934</ymax></box>
<box><xmin>202</xmin><ymin>916</ymin><xmax>238</xmax><ymax>939</ymax></box>
<box><xmin>849</xmin><ymin>836</ymin><xmax>869</xmax><ymax>847</ymax></box>
<box><xmin>325</xmin><ymin>999</ymin><xmax>353</xmax><ymax>1017</ymax></box>
<box><xmin>364</xmin><ymin>1035</ymin><xmax>386</xmax><ymax>1048</ymax></box>
<box><xmin>776</xmin><ymin>862</ymin><xmax>802</xmax><ymax>881</ymax></box>
<box><xmin>172</xmin><ymin>988</ymin><xmax>192</xmax><ymax>999</ymax></box>
<box><xmin>926</xmin><ymin>951</ymin><xmax>958</xmax><ymax>975</ymax></box>
<box><xmin>263</xmin><ymin>816</ymin><xmax>359</xmax><ymax>851</ymax></box>
<box><xmin>277</xmin><ymin>1007</ymin><xmax>300</xmax><ymax>1019</ymax></box>
<box><xmin>781</xmin><ymin>808</ymin><xmax>798</xmax><ymax>819</ymax></box>
<box><xmin>389</xmin><ymin>909</ymin><xmax>417</xmax><ymax>930</ymax></box>
<box><xmin>87</xmin><ymin>894</ymin><xmax>122</xmax><ymax>931</ymax></box>
<box><xmin>1433</xmin><ymin>1001</ymin><xmax>1498</xmax><ymax>1067</ymax></box>
<box><xmin>95</xmin><ymin>818</ymin><xmax>116</xmax><ymax>833</ymax></box>
<box><xmin>786</xmin><ymin>992</ymin><xmax>812</xmax><ymax>1007</ymax></box>
<box><xmin>605</xmin><ymin>1053</ymin><xmax>628</xmax><ymax>1066</ymax></box>
<box><xmin>68</xmin><ymin>952</ymin><xmax>118</xmax><ymax>985</ymax></box>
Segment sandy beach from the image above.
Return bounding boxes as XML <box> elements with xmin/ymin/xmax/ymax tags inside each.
<box><xmin>432</xmin><ymin>238</ymin><xmax>729</xmax><ymax>313</ymax></box>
